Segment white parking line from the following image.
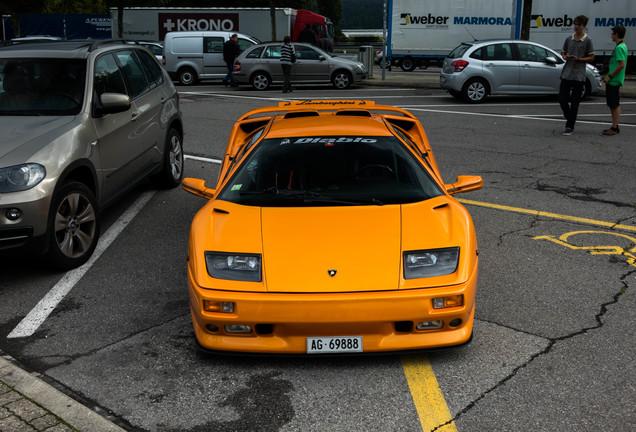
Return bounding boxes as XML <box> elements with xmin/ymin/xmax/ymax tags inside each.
<box><xmin>405</xmin><ymin>107</ymin><xmax>636</xmax><ymax>127</ymax></box>
<box><xmin>185</xmin><ymin>154</ymin><xmax>223</xmax><ymax>164</ymax></box>
<box><xmin>8</xmin><ymin>191</ymin><xmax>156</xmax><ymax>339</ymax></box>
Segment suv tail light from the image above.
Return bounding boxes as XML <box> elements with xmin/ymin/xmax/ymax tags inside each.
<box><xmin>234</xmin><ymin>61</ymin><xmax>241</xmax><ymax>72</ymax></box>
<box><xmin>451</xmin><ymin>60</ymin><xmax>468</xmax><ymax>72</ymax></box>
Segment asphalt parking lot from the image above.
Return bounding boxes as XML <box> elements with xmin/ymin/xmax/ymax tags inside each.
<box><xmin>2</xmin><ymin>76</ymin><xmax>635</xmax><ymax>431</ymax></box>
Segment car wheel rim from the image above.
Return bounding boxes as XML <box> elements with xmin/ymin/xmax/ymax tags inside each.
<box><xmin>54</xmin><ymin>193</ymin><xmax>96</xmax><ymax>259</ymax></box>
<box><xmin>168</xmin><ymin>134</ymin><xmax>183</xmax><ymax>180</ymax></box>
<box><xmin>254</xmin><ymin>75</ymin><xmax>268</xmax><ymax>90</ymax></box>
<box><xmin>181</xmin><ymin>72</ymin><xmax>192</xmax><ymax>85</ymax></box>
<box><xmin>335</xmin><ymin>74</ymin><xmax>350</xmax><ymax>89</ymax></box>
<box><xmin>468</xmin><ymin>82</ymin><xmax>485</xmax><ymax>101</ymax></box>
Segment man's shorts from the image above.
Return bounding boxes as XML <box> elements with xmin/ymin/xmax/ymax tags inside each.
<box><xmin>606</xmin><ymin>84</ymin><xmax>620</xmax><ymax>108</ymax></box>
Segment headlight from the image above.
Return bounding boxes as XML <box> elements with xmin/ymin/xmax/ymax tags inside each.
<box><xmin>205</xmin><ymin>252</ymin><xmax>262</xmax><ymax>282</ymax></box>
<box><xmin>403</xmin><ymin>247</ymin><xmax>459</xmax><ymax>279</ymax></box>
<box><xmin>0</xmin><ymin>163</ymin><xmax>46</xmax><ymax>193</ymax></box>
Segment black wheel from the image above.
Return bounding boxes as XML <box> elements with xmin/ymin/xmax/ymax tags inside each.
<box><xmin>462</xmin><ymin>78</ymin><xmax>489</xmax><ymax>103</ymax></box>
<box><xmin>250</xmin><ymin>72</ymin><xmax>271</xmax><ymax>90</ymax></box>
<box><xmin>332</xmin><ymin>70</ymin><xmax>352</xmax><ymax>89</ymax></box>
<box><xmin>46</xmin><ymin>182</ymin><xmax>100</xmax><ymax>270</ymax></box>
<box><xmin>151</xmin><ymin>128</ymin><xmax>184</xmax><ymax>188</ymax></box>
<box><xmin>178</xmin><ymin>67</ymin><xmax>198</xmax><ymax>86</ymax></box>
<box><xmin>400</xmin><ymin>58</ymin><xmax>416</xmax><ymax>72</ymax></box>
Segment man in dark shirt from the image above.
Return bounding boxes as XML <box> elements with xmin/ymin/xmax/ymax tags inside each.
<box><xmin>298</xmin><ymin>24</ymin><xmax>318</xmax><ymax>46</ymax></box>
<box><xmin>223</xmin><ymin>34</ymin><xmax>240</xmax><ymax>87</ymax></box>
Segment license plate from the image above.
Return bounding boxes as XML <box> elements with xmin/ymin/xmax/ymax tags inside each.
<box><xmin>306</xmin><ymin>336</ymin><xmax>363</xmax><ymax>354</ymax></box>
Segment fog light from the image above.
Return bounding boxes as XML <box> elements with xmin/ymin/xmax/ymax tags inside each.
<box><xmin>203</xmin><ymin>300</ymin><xmax>235</xmax><ymax>313</ymax></box>
<box><xmin>225</xmin><ymin>324</ymin><xmax>252</xmax><ymax>334</ymax></box>
<box><xmin>432</xmin><ymin>295</ymin><xmax>463</xmax><ymax>309</ymax></box>
<box><xmin>416</xmin><ymin>320</ymin><xmax>443</xmax><ymax>330</ymax></box>
<box><xmin>6</xmin><ymin>208</ymin><xmax>22</xmax><ymax>221</ymax></box>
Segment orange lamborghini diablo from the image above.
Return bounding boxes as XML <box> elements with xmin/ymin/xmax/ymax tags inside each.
<box><xmin>183</xmin><ymin>100</ymin><xmax>483</xmax><ymax>355</ymax></box>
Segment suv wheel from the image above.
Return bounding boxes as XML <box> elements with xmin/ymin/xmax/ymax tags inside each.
<box><xmin>332</xmin><ymin>70</ymin><xmax>352</xmax><ymax>89</ymax></box>
<box><xmin>47</xmin><ymin>182</ymin><xmax>100</xmax><ymax>270</ymax></box>
<box><xmin>250</xmin><ymin>72</ymin><xmax>271</xmax><ymax>90</ymax></box>
<box><xmin>462</xmin><ymin>78</ymin><xmax>489</xmax><ymax>103</ymax></box>
<box><xmin>151</xmin><ymin>128</ymin><xmax>184</xmax><ymax>188</ymax></box>
<box><xmin>178</xmin><ymin>67</ymin><xmax>198</xmax><ymax>86</ymax></box>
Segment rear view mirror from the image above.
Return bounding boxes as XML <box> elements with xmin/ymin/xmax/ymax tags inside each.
<box><xmin>182</xmin><ymin>177</ymin><xmax>216</xmax><ymax>199</ymax></box>
<box><xmin>445</xmin><ymin>175</ymin><xmax>483</xmax><ymax>195</ymax></box>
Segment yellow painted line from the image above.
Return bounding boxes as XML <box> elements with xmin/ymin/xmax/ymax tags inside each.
<box><xmin>402</xmin><ymin>355</ymin><xmax>458</xmax><ymax>432</ymax></box>
<box><xmin>457</xmin><ymin>198</ymin><xmax>636</xmax><ymax>233</ymax></box>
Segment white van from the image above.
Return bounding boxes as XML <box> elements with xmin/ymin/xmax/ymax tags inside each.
<box><xmin>163</xmin><ymin>31</ymin><xmax>259</xmax><ymax>85</ymax></box>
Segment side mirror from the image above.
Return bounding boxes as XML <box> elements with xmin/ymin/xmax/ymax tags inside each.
<box><xmin>93</xmin><ymin>92</ymin><xmax>131</xmax><ymax>117</ymax></box>
<box><xmin>182</xmin><ymin>177</ymin><xmax>216</xmax><ymax>199</ymax></box>
<box><xmin>545</xmin><ymin>56</ymin><xmax>557</xmax><ymax>65</ymax></box>
<box><xmin>445</xmin><ymin>175</ymin><xmax>483</xmax><ymax>195</ymax></box>
<box><xmin>319</xmin><ymin>55</ymin><xmax>326</xmax><ymax>61</ymax></box>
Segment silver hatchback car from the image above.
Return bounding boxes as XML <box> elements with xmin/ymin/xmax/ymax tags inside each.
<box><xmin>0</xmin><ymin>40</ymin><xmax>184</xmax><ymax>269</ymax></box>
<box><xmin>232</xmin><ymin>42</ymin><xmax>367</xmax><ymax>90</ymax></box>
<box><xmin>440</xmin><ymin>39</ymin><xmax>602</xmax><ymax>103</ymax></box>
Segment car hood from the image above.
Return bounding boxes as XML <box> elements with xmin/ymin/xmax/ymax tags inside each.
<box><xmin>191</xmin><ymin>197</ymin><xmax>474</xmax><ymax>293</ymax></box>
<box><xmin>0</xmin><ymin>116</ymin><xmax>74</xmax><ymax>159</ymax></box>
<box><xmin>331</xmin><ymin>56</ymin><xmax>364</xmax><ymax>68</ymax></box>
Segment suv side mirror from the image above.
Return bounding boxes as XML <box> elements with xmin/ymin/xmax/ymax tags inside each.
<box><xmin>93</xmin><ymin>92</ymin><xmax>131</xmax><ymax>117</ymax></box>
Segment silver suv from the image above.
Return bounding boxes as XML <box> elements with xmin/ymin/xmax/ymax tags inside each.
<box><xmin>232</xmin><ymin>42</ymin><xmax>367</xmax><ymax>90</ymax></box>
<box><xmin>0</xmin><ymin>40</ymin><xmax>184</xmax><ymax>269</ymax></box>
<box><xmin>440</xmin><ymin>39</ymin><xmax>602</xmax><ymax>103</ymax></box>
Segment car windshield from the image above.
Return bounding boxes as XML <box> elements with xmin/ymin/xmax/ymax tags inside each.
<box><xmin>0</xmin><ymin>58</ymin><xmax>86</xmax><ymax>115</ymax></box>
<box><xmin>218</xmin><ymin>135</ymin><xmax>443</xmax><ymax>207</ymax></box>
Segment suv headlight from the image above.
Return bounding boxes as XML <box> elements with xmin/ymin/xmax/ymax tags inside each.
<box><xmin>404</xmin><ymin>247</ymin><xmax>459</xmax><ymax>279</ymax></box>
<box><xmin>205</xmin><ymin>252</ymin><xmax>262</xmax><ymax>282</ymax></box>
<box><xmin>0</xmin><ymin>163</ymin><xmax>46</xmax><ymax>192</ymax></box>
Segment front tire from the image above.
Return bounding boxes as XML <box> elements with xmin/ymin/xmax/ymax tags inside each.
<box><xmin>151</xmin><ymin>128</ymin><xmax>184</xmax><ymax>189</ymax></box>
<box><xmin>332</xmin><ymin>70</ymin><xmax>352</xmax><ymax>89</ymax></box>
<box><xmin>46</xmin><ymin>182</ymin><xmax>100</xmax><ymax>270</ymax></box>
<box><xmin>462</xmin><ymin>78</ymin><xmax>489</xmax><ymax>103</ymax></box>
<box><xmin>400</xmin><ymin>58</ymin><xmax>416</xmax><ymax>72</ymax></box>
<box><xmin>178</xmin><ymin>67</ymin><xmax>198</xmax><ymax>86</ymax></box>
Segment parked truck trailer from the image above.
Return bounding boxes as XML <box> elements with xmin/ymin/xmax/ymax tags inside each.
<box><xmin>386</xmin><ymin>0</ymin><xmax>635</xmax><ymax>73</ymax></box>
<box><xmin>109</xmin><ymin>7</ymin><xmax>334</xmax><ymax>50</ymax></box>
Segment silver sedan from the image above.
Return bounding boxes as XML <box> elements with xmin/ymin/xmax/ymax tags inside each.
<box><xmin>233</xmin><ymin>42</ymin><xmax>367</xmax><ymax>90</ymax></box>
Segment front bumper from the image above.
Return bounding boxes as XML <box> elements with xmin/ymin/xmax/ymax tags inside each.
<box><xmin>188</xmin><ymin>263</ymin><xmax>478</xmax><ymax>354</ymax></box>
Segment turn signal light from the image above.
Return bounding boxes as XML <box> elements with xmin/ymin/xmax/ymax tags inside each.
<box><xmin>432</xmin><ymin>295</ymin><xmax>463</xmax><ymax>309</ymax></box>
<box><xmin>203</xmin><ymin>300</ymin><xmax>235</xmax><ymax>313</ymax></box>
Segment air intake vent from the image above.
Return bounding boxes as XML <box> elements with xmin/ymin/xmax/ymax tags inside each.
<box><xmin>284</xmin><ymin>111</ymin><xmax>320</xmax><ymax>119</ymax></box>
<box><xmin>335</xmin><ymin>110</ymin><xmax>372</xmax><ymax>117</ymax></box>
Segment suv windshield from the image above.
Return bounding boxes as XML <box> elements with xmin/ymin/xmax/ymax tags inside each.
<box><xmin>218</xmin><ymin>136</ymin><xmax>443</xmax><ymax>207</ymax></box>
<box><xmin>0</xmin><ymin>58</ymin><xmax>86</xmax><ymax>115</ymax></box>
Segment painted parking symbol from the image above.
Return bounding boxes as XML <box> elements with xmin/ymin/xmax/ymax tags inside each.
<box><xmin>533</xmin><ymin>230</ymin><xmax>636</xmax><ymax>268</ymax></box>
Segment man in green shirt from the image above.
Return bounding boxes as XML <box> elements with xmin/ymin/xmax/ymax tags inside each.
<box><xmin>602</xmin><ymin>25</ymin><xmax>627</xmax><ymax>136</ymax></box>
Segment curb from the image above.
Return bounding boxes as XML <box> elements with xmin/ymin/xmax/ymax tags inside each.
<box><xmin>0</xmin><ymin>355</ymin><xmax>125</xmax><ymax>432</ymax></box>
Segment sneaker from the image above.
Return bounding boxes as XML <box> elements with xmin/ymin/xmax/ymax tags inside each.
<box><xmin>562</xmin><ymin>128</ymin><xmax>573</xmax><ymax>136</ymax></box>
<box><xmin>602</xmin><ymin>127</ymin><xmax>620</xmax><ymax>136</ymax></box>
